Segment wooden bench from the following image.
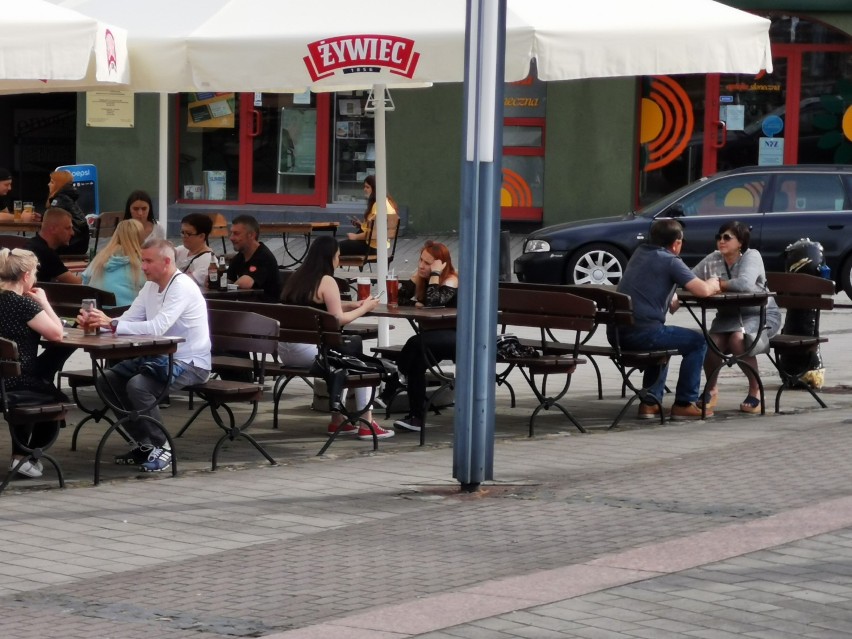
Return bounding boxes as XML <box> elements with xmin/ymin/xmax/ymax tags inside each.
<box><xmin>497</xmin><ymin>286</ymin><xmax>595</xmax><ymax>435</ymax></box>
<box><xmin>765</xmin><ymin>271</ymin><xmax>835</xmax><ymax>412</ymax></box>
<box><xmin>0</xmin><ymin>338</ymin><xmax>76</xmax><ymax>494</ymax></box>
<box><xmin>174</xmin><ymin>309</ymin><xmax>279</xmax><ymax>470</ymax></box>
<box><xmin>501</xmin><ymin>282</ymin><xmax>679</xmax><ymax>428</ymax></box>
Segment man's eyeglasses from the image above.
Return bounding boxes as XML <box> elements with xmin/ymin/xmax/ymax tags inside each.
<box><xmin>715</xmin><ymin>233</ymin><xmax>736</xmax><ymax>242</ymax></box>
<box><xmin>180</xmin><ymin>231</ymin><xmax>200</xmax><ymax>237</ymax></box>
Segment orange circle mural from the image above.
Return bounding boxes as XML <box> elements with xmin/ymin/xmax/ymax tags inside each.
<box><xmin>642</xmin><ymin>76</ymin><xmax>694</xmax><ymax>173</ymax></box>
<box><xmin>501</xmin><ymin>168</ymin><xmax>533</xmax><ymax>208</ymax></box>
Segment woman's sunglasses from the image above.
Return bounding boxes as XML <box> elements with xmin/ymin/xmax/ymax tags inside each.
<box><xmin>715</xmin><ymin>233</ymin><xmax>736</xmax><ymax>242</ymax></box>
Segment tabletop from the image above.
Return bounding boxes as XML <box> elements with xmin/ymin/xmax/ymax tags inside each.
<box><xmin>259</xmin><ymin>222</ymin><xmax>340</xmax><ymax>234</ymax></box>
<box><xmin>58</xmin><ymin>327</ymin><xmax>184</xmax><ymax>357</ymax></box>
<box><xmin>678</xmin><ymin>290</ymin><xmax>771</xmax><ymax>310</ymax></box>
<box><xmin>0</xmin><ymin>221</ymin><xmax>41</xmax><ymax>234</ymax></box>
<box><xmin>368</xmin><ymin>303</ymin><xmax>457</xmax><ymax>321</ymax></box>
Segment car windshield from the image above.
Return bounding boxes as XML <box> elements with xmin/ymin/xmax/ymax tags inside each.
<box><xmin>637</xmin><ymin>176</ymin><xmax>713</xmax><ymax>217</ymax></box>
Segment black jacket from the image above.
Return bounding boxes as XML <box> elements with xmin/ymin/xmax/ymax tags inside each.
<box><xmin>50</xmin><ymin>186</ymin><xmax>90</xmax><ymax>255</ymax></box>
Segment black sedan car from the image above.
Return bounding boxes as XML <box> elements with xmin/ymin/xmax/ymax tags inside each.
<box><xmin>514</xmin><ymin>165</ymin><xmax>852</xmax><ymax>298</ymax></box>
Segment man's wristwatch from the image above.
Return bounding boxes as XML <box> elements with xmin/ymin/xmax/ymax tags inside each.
<box><xmin>110</xmin><ymin>319</ymin><xmax>119</xmax><ymax>334</ymax></box>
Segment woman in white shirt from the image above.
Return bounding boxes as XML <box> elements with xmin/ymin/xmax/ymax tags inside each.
<box><xmin>174</xmin><ymin>213</ymin><xmax>216</xmax><ymax>286</ymax></box>
<box><xmin>123</xmin><ymin>190</ymin><xmax>166</xmax><ymax>242</ymax></box>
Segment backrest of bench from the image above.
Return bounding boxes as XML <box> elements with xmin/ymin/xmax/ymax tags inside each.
<box><xmin>206</xmin><ymin>299</ymin><xmax>334</xmax><ymax>346</ymax></box>
<box><xmin>498</xmin><ymin>287</ymin><xmax>597</xmax><ymax>333</ymax></box>
<box><xmin>208</xmin><ymin>309</ymin><xmax>279</xmax><ymax>356</ymax></box>
<box><xmin>766</xmin><ymin>272</ymin><xmax>835</xmax><ymax>311</ymax></box>
<box><xmin>500</xmin><ymin>282</ymin><xmax>633</xmax><ymax>328</ymax></box>
<box><xmin>0</xmin><ymin>337</ymin><xmax>20</xmax><ymax>379</ymax></box>
<box><xmin>41</xmin><ymin>282</ymin><xmax>117</xmax><ymax>317</ymax></box>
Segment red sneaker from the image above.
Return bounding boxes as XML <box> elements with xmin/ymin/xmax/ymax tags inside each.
<box><xmin>358</xmin><ymin>422</ymin><xmax>395</xmax><ymax>440</ymax></box>
<box><xmin>327</xmin><ymin>421</ymin><xmax>358</xmax><ymax>435</ymax></box>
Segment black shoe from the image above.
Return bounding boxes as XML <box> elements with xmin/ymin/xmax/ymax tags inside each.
<box><xmin>158</xmin><ymin>395</ymin><xmax>171</xmax><ymax>408</ymax></box>
<box><xmin>114</xmin><ymin>444</ymin><xmax>153</xmax><ymax>465</ymax></box>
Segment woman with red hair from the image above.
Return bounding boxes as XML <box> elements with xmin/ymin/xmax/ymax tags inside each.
<box><xmin>385</xmin><ymin>240</ymin><xmax>458</xmax><ymax>432</ymax></box>
<box><xmin>46</xmin><ymin>170</ymin><xmax>89</xmax><ymax>255</ymax></box>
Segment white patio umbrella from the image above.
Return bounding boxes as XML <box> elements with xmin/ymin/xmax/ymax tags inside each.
<box><xmin>0</xmin><ymin>0</ymin><xmax>128</xmax><ymax>90</ymax></box>
<box><xmin>51</xmin><ymin>0</ymin><xmax>769</xmax><ymax>482</ymax></box>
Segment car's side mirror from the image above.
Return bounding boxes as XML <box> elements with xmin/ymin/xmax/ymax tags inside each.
<box><xmin>666</xmin><ymin>204</ymin><xmax>686</xmax><ymax>218</ymax></box>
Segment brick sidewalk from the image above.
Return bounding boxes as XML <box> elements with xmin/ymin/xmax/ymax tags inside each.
<box><xmin>0</xmin><ymin>270</ymin><xmax>851</xmax><ymax>638</ymax></box>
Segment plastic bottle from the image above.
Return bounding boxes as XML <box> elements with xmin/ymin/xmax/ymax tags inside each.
<box><xmin>218</xmin><ymin>256</ymin><xmax>228</xmax><ymax>290</ymax></box>
<box><xmin>819</xmin><ymin>262</ymin><xmax>831</xmax><ymax>279</ymax></box>
<box><xmin>207</xmin><ymin>259</ymin><xmax>218</xmax><ymax>288</ymax></box>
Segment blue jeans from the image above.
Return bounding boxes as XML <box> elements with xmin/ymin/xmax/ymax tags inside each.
<box><xmin>616</xmin><ymin>325</ymin><xmax>707</xmax><ymax>405</ymax></box>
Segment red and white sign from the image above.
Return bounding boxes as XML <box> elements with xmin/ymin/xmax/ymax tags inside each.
<box><xmin>304</xmin><ymin>34</ymin><xmax>420</xmax><ymax>82</ymax></box>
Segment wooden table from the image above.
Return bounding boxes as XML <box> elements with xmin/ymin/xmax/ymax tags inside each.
<box><xmin>678</xmin><ymin>290</ymin><xmax>772</xmax><ymax>418</ymax></box>
<box><xmin>259</xmin><ymin>221</ymin><xmax>340</xmax><ymax>268</ymax></box>
<box><xmin>55</xmin><ymin>328</ymin><xmax>185</xmax><ymax>484</ymax></box>
<box><xmin>0</xmin><ymin>221</ymin><xmax>41</xmax><ymax>235</ymax></box>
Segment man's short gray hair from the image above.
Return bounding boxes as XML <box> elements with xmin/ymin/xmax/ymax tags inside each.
<box><xmin>142</xmin><ymin>238</ymin><xmax>176</xmax><ymax>261</ymax></box>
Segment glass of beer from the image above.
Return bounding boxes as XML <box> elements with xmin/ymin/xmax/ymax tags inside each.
<box><xmin>357</xmin><ymin>277</ymin><xmax>371</xmax><ymax>301</ymax></box>
<box><xmin>22</xmin><ymin>202</ymin><xmax>34</xmax><ymax>219</ymax></box>
<box><xmin>13</xmin><ymin>200</ymin><xmax>22</xmax><ymax>221</ymax></box>
<box><xmin>386</xmin><ymin>275</ymin><xmax>399</xmax><ymax>307</ymax></box>
<box><xmin>81</xmin><ymin>298</ymin><xmax>98</xmax><ymax>336</ymax></box>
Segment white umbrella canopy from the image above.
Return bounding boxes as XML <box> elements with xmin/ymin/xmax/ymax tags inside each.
<box><xmin>54</xmin><ymin>0</ymin><xmax>771</xmax><ymax>91</ymax></box>
<box><xmin>53</xmin><ymin>0</ymin><xmax>771</xmax><ymax>347</ymax></box>
<box><xmin>0</xmin><ymin>0</ymin><xmax>128</xmax><ymax>90</ymax></box>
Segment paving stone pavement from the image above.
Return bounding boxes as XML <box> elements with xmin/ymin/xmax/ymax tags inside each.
<box><xmin>1</xmin><ymin>236</ymin><xmax>852</xmax><ymax>638</ymax></box>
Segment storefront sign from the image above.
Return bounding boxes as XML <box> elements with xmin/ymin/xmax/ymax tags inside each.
<box><xmin>304</xmin><ymin>35</ymin><xmax>420</xmax><ymax>81</ymax></box>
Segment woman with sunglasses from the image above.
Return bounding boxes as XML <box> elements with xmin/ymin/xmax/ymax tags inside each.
<box><xmin>691</xmin><ymin>221</ymin><xmax>781</xmax><ymax>413</ymax></box>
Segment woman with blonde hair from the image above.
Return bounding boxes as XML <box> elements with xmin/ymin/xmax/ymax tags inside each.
<box><xmin>46</xmin><ymin>170</ymin><xmax>89</xmax><ymax>255</ymax></box>
<box><xmin>0</xmin><ymin>248</ymin><xmax>66</xmax><ymax>478</ymax></box>
<box><xmin>82</xmin><ymin>219</ymin><xmax>146</xmax><ymax>306</ymax></box>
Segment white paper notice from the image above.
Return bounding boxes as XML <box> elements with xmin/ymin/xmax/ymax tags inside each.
<box><xmin>758</xmin><ymin>137</ymin><xmax>784</xmax><ymax>165</ymax></box>
<box><xmin>721</xmin><ymin>104</ymin><xmax>745</xmax><ymax>131</ymax></box>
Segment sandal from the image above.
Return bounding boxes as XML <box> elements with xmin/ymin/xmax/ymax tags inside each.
<box><xmin>740</xmin><ymin>395</ymin><xmax>762</xmax><ymax>414</ymax></box>
<box><xmin>696</xmin><ymin>390</ymin><xmax>717</xmax><ymax>410</ymax></box>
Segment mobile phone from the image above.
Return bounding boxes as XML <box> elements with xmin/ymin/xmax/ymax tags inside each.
<box><xmin>372</xmin><ymin>290</ymin><xmax>385</xmax><ymax>300</ymax></box>
<box><xmin>350</xmin><ymin>216</ymin><xmax>362</xmax><ymax>227</ymax></box>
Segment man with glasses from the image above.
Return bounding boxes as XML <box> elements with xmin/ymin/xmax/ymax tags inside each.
<box><xmin>610</xmin><ymin>218</ymin><xmax>721</xmax><ymax>421</ymax></box>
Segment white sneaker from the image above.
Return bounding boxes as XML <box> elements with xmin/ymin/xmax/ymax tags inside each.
<box><xmin>10</xmin><ymin>459</ymin><xmax>42</xmax><ymax>478</ymax></box>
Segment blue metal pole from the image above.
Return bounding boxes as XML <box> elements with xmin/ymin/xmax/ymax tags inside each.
<box><xmin>453</xmin><ymin>0</ymin><xmax>506</xmax><ymax>490</ymax></box>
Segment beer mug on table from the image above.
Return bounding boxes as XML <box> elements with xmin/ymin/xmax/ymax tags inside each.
<box><xmin>356</xmin><ymin>277</ymin><xmax>371</xmax><ymax>301</ymax></box>
<box><xmin>81</xmin><ymin>298</ymin><xmax>98</xmax><ymax>336</ymax></box>
<box><xmin>12</xmin><ymin>200</ymin><xmax>22</xmax><ymax>221</ymax></box>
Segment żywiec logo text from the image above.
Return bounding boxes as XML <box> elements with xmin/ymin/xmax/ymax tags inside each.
<box><xmin>304</xmin><ymin>35</ymin><xmax>420</xmax><ymax>82</ymax></box>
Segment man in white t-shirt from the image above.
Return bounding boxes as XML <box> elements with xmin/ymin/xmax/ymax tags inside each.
<box><xmin>80</xmin><ymin>239</ymin><xmax>211</xmax><ymax>472</ymax></box>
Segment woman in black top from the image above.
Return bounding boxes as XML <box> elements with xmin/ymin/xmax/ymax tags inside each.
<box><xmin>280</xmin><ymin>236</ymin><xmax>392</xmax><ymax>441</ymax></box>
<box><xmin>387</xmin><ymin>240</ymin><xmax>459</xmax><ymax>432</ymax></box>
<box><xmin>0</xmin><ymin>248</ymin><xmax>66</xmax><ymax>478</ymax></box>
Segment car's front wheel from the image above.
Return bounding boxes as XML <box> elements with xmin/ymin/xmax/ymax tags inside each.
<box><xmin>565</xmin><ymin>244</ymin><xmax>627</xmax><ymax>286</ymax></box>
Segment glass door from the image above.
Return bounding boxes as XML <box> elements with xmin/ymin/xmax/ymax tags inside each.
<box><xmin>239</xmin><ymin>92</ymin><xmax>330</xmax><ymax>205</ymax></box>
<box><xmin>703</xmin><ymin>59</ymin><xmax>789</xmax><ymax>176</ymax></box>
